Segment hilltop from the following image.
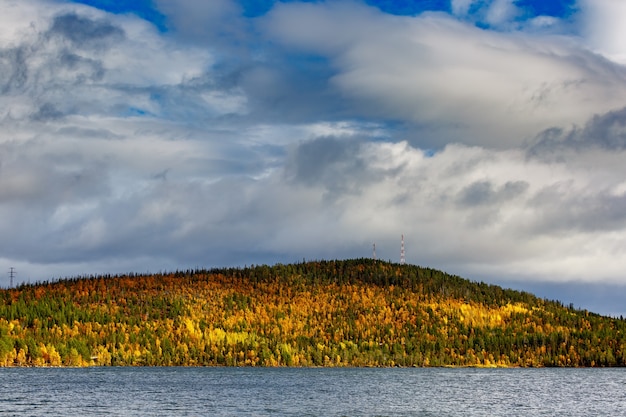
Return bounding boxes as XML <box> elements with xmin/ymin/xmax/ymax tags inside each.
<box><xmin>0</xmin><ymin>259</ymin><xmax>624</xmax><ymax>367</ymax></box>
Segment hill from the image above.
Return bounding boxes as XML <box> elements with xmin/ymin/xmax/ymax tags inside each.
<box><xmin>0</xmin><ymin>259</ymin><xmax>624</xmax><ymax>367</ymax></box>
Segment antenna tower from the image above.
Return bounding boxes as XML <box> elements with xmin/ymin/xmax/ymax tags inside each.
<box><xmin>372</xmin><ymin>243</ymin><xmax>377</xmax><ymax>262</ymax></box>
<box><xmin>9</xmin><ymin>267</ymin><xmax>15</xmax><ymax>288</ymax></box>
<box><xmin>400</xmin><ymin>234</ymin><xmax>406</xmax><ymax>265</ymax></box>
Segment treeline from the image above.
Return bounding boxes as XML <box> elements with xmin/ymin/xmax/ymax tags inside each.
<box><xmin>0</xmin><ymin>259</ymin><xmax>624</xmax><ymax>367</ymax></box>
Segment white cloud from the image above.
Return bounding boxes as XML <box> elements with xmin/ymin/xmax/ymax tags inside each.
<box><xmin>451</xmin><ymin>0</ymin><xmax>478</xmax><ymax>17</ymax></box>
<box><xmin>451</xmin><ymin>0</ymin><xmax>531</xmax><ymax>29</ymax></box>
<box><xmin>262</xmin><ymin>1</ymin><xmax>626</xmax><ymax>148</ymax></box>
<box><xmin>0</xmin><ymin>1</ymin><xmax>263</xmax><ymax>268</ymax></box>
<box><xmin>579</xmin><ymin>0</ymin><xmax>626</xmax><ymax>64</ymax></box>
<box><xmin>485</xmin><ymin>0</ymin><xmax>521</xmax><ymax>27</ymax></box>
<box><xmin>273</xmin><ymin>138</ymin><xmax>626</xmax><ymax>284</ymax></box>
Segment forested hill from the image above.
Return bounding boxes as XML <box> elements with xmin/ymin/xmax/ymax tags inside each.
<box><xmin>0</xmin><ymin>259</ymin><xmax>624</xmax><ymax>367</ymax></box>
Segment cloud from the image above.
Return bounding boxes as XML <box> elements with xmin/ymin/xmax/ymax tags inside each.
<box><xmin>451</xmin><ymin>0</ymin><xmax>517</xmax><ymax>25</ymax></box>
<box><xmin>451</xmin><ymin>0</ymin><xmax>478</xmax><ymax>17</ymax></box>
<box><xmin>457</xmin><ymin>180</ymin><xmax>529</xmax><ymax>207</ymax></box>
<box><xmin>528</xmin><ymin>106</ymin><xmax>626</xmax><ymax>161</ymax></box>
<box><xmin>579</xmin><ymin>0</ymin><xmax>626</xmax><ymax>64</ymax></box>
<box><xmin>0</xmin><ymin>3</ymin><xmax>218</xmax><ymax>128</ymax></box>
<box><xmin>47</xmin><ymin>12</ymin><xmax>124</xmax><ymax>48</ymax></box>
<box><xmin>0</xmin><ymin>1</ymin><xmax>254</xmax><ymax>266</ymax></box>
<box><xmin>154</xmin><ymin>0</ymin><xmax>247</xmax><ymax>46</ymax></box>
<box><xmin>3</xmin><ymin>0</ymin><xmax>626</xmax><ymax>317</ymax></box>
<box><xmin>285</xmin><ymin>135</ymin><xmax>368</xmax><ymax>195</ymax></box>
<box><xmin>484</xmin><ymin>0</ymin><xmax>521</xmax><ymax>27</ymax></box>
<box><xmin>5</xmin><ymin>129</ymin><xmax>626</xmax><ymax>285</ymax></box>
<box><xmin>451</xmin><ymin>0</ymin><xmax>567</xmax><ymax>30</ymax></box>
<box><xmin>261</xmin><ymin>1</ymin><xmax>626</xmax><ymax>149</ymax></box>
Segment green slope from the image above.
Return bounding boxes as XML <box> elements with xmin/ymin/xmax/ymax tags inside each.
<box><xmin>0</xmin><ymin>259</ymin><xmax>623</xmax><ymax>367</ymax></box>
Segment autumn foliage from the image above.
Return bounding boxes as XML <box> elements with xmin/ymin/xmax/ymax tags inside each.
<box><xmin>0</xmin><ymin>259</ymin><xmax>625</xmax><ymax>367</ymax></box>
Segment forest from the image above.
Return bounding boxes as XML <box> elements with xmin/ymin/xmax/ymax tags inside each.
<box><xmin>0</xmin><ymin>259</ymin><xmax>625</xmax><ymax>367</ymax></box>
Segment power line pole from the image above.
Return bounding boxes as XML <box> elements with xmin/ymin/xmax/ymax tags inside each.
<box><xmin>9</xmin><ymin>267</ymin><xmax>15</xmax><ymax>288</ymax></box>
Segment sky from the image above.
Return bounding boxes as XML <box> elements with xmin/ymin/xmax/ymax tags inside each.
<box><xmin>2</xmin><ymin>0</ymin><xmax>626</xmax><ymax>316</ymax></box>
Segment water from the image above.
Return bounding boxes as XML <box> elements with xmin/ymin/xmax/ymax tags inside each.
<box><xmin>0</xmin><ymin>367</ymin><xmax>624</xmax><ymax>416</ymax></box>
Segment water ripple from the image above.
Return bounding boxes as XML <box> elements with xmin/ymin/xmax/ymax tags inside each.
<box><xmin>0</xmin><ymin>367</ymin><xmax>624</xmax><ymax>416</ymax></box>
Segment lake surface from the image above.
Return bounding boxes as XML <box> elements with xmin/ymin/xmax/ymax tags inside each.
<box><xmin>0</xmin><ymin>367</ymin><xmax>624</xmax><ymax>416</ymax></box>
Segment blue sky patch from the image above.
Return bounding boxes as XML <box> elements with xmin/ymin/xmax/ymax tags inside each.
<box><xmin>71</xmin><ymin>0</ymin><xmax>575</xmax><ymax>28</ymax></box>
<box><xmin>516</xmin><ymin>0</ymin><xmax>577</xmax><ymax>17</ymax></box>
<box><xmin>71</xmin><ymin>0</ymin><xmax>167</xmax><ymax>31</ymax></box>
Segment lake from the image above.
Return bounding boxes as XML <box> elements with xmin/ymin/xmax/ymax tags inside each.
<box><xmin>0</xmin><ymin>367</ymin><xmax>623</xmax><ymax>416</ymax></box>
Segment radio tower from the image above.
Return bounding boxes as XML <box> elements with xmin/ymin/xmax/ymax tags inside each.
<box><xmin>372</xmin><ymin>243</ymin><xmax>377</xmax><ymax>262</ymax></box>
<box><xmin>9</xmin><ymin>267</ymin><xmax>15</xmax><ymax>288</ymax></box>
<box><xmin>400</xmin><ymin>234</ymin><xmax>406</xmax><ymax>265</ymax></box>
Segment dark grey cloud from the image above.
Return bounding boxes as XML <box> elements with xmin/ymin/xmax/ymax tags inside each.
<box><xmin>0</xmin><ymin>142</ymin><xmax>109</xmax><ymax>207</ymax></box>
<box><xmin>47</xmin><ymin>13</ymin><xmax>124</xmax><ymax>49</ymax></box>
<box><xmin>31</xmin><ymin>103</ymin><xmax>64</xmax><ymax>121</ymax></box>
<box><xmin>283</xmin><ymin>135</ymin><xmax>395</xmax><ymax>199</ymax></box>
<box><xmin>529</xmin><ymin>185</ymin><xmax>626</xmax><ymax>234</ymax></box>
<box><xmin>57</xmin><ymin>50</ymin><xmax>105</xmax><ymax>82</ymax></box>
<box><xmin>155</xmin><ymin>0</ymin><xmax>246</xmax><ymax>46</ymax></box>
<box><xmin>0</xmin><ymin>47</ymin><xmax>28</xmax><ymax>93</ymax></box>
<box><xmin>55</xmin><ymin>126</ymin><xmax>122</xmax><ymax>140</ymax></box>
<box><xmin>529</xmin><ymin>106</ymin><xmax>626</xmax><ymax>156</ymax></box>
<box><xmin>457</xmin><ymin>180</ymin><xmax>529</xmax><ymax>207</ymax></box>
<box><xmin>0</xmin><ymin>12</ymin><xmax>124</xmax><ymax>122</ymax></box>
<box><xmin>236</xmin><ymin>60</ymin><xmax>348</xmax><ymax>124</ymax></box>
<box><xmin>287</xmin><ymin>136</ymin><xmax>362</xmax><ymax>186</ymax></box>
